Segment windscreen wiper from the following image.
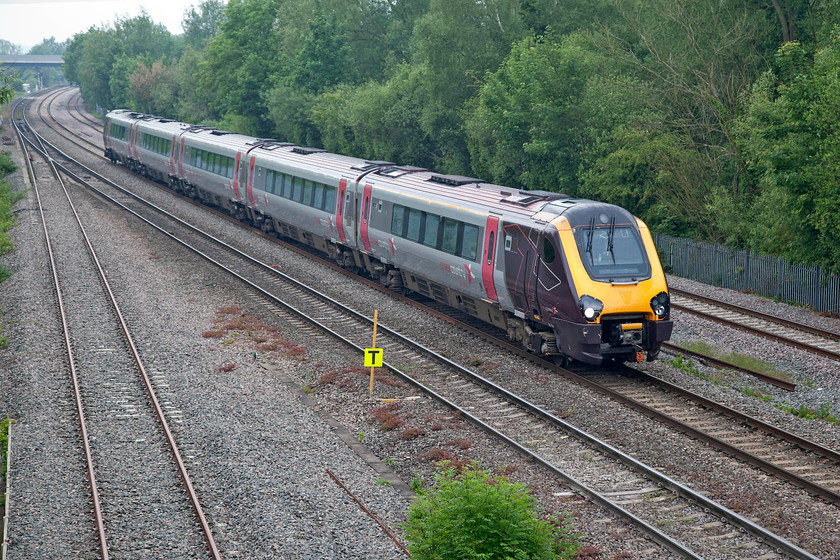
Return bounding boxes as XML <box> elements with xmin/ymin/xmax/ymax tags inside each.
<box><xmin>607</xmin><ymin>215</ymin><xmax>616</xmax><ymax>264</ymax></box>
<box><xmin>586</xmin><ymin>216</ymin><xmax>595</xmax><ymax>254</ymax></box>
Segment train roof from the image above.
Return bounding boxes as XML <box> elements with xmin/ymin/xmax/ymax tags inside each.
<box><xmin>106</xmin><ymin>110</ymin><xmax>627</xmax><ymax>222</ymax></box>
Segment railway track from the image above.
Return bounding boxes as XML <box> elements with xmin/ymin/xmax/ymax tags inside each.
<box><xmin>23</xmin><ymin>91</ymin><xmax>826</xmax><ymax>559</ymax></box>
<box><xmin>13</xmin><ymin>98</ymin><xmax>221</xmax><ymax>559</ymax></box>
<box><xmin>671</xmin><ymin>288</ymin><xmax>840</xmax><ymax>362</ymax></box>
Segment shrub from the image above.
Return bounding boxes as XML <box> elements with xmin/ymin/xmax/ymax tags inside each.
<box><xmin>404</xmin><ymin>465</ymin><xmax>579</xmax><ymax>560</ymax></box>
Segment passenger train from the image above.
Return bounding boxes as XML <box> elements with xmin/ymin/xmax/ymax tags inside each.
<box><xmin>103</xmin><ymin>109</ymin><xmax>673</xmax><ymax>365</ymax></box>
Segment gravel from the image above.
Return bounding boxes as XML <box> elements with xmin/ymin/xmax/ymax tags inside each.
<box><xmin>0</xmin><ymin>132</ymin><xmax>409</xmax><ymax>558</ymax></box>
<box><xmin>3</xmin><ymin>98</ymin><xmax>840</xmax><ymax>558</ymax></box>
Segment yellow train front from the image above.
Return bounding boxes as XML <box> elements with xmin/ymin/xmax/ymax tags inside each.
<box><xmin>504</xmin><ymin>199</ymin><xmax>672</xmax><ymax>365</ymax></box>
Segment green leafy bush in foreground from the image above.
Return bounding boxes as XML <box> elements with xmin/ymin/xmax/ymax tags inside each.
<box><xmin>404</xmin><ymin>464</ymin><xmax>579</xmax><ymax>560</ymax></box>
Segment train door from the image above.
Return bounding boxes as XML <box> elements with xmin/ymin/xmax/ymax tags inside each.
<box><xmin>360</xmin><ymin>184</ymin><xmax>373</xmax><ymax>252</ymax></box>
<box><xmin>177</xmin><ymin>137</ymin><xmax>186</xmax><ymax>178</ymax></box>
<box><xmin>335</xmin><ymin>179</ymin><xmax>348</xmax><ymax>243</ymax></box>
<box><xmin>246</xmin><ymin>155</ymin><xmax>256</xmax><ymax>205</ymax></box>
<box><xmin>129</xmin><ymin>122</ymin><xmax>139</xmax><ymax>159</ymax></box>
<box><xmin>168</xmin><ymin>135</ymin><xmax>177</xmax><ymax>176</ymax></box>
<box><xmin>234</xmin><ymin>152</ymin><xmax>244</xmax><ymax>200</ymax></box>
<box><xmin>482</xmin><ymin>215</ymin><xmax>500</xmax><ymax>302</ymax></box>
<box><xmin>526</xmin><ymin>238</ymin><xmax>540</xmax><ymax>316</ymax></box>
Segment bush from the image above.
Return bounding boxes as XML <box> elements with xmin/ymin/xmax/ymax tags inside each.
<box><xmin>403</xmin><ymin>464</ymin><xmax>579</xmax><ymax>560</ymax></box>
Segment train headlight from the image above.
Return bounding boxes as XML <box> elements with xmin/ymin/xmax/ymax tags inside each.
<box><xmin>650</xmin><ymin>291</ymin><xmax>670</xmax><ymax>319</ymax></box>
<box><xmin>579</xmin><ymin>295</ymin><xmax>603</xmax><ymax>322</ymax></box>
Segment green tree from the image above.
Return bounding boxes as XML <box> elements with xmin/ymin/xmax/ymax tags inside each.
<box><xmin>466</xmin><ymin>32</ymin><xmax>594</xmax><ymax>194</ymax></box>
<box><xmin>182</xmin><ymin>0</ymin><xmax>227</xmax><ymax>50</ymax></box>
<box><xmin>310</xmin><ymin>64</ymin><xmax>432</xmax><ymax>165</ymax></box>
<box><xmin>1</xmin><ymin>67</ymin><xmax>14</xmax><ymax>105</ymax></box>
<box><xmin>404</xmin><ymin>465</ymin><xmax>578</xmax><ymax>560</ymax></box>
<box><xmin>409</xmin><ymin>0</ymin><xmax>527</xmax><ymax>172</ymax></box>
<box><xmin>735</xmin><ymin>37</ymin><xmax>840</xmax><ymax>269</ymax></box>
<box><xmin>0</xmin><ymin>40</ymin><xmax>22</xmax><ymax>55</ymax></box>
<box><xmin>200</xmin><ymin>0</ymin><xmax>282</xmax><ymax>135</ymax></box>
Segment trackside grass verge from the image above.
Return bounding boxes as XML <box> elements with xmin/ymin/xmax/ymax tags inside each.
<box><xmin>1</xmin><ymin>150</ymin><xmax>23</xmax><ymax>284</ymax></box>
<box><xmin>1</xmin><ymin>418</ymin><xmax>12</xmax><ymax>508</ymax></box>
<box><xmin>678</xmin><ymin>340</ymin><xmax>793</xmax><ymax>384</ymax></box>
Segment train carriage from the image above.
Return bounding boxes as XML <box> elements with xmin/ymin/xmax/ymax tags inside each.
<box><xmin>104</xmin><ymin>109</ymin><xmax>673</xmax><ymax>365</ymax></box>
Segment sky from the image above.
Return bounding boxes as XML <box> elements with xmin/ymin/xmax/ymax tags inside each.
<box><xmin>0</xmin><ymin>0</ymin><xmax>213</xmax><ymax>52</ymax></box>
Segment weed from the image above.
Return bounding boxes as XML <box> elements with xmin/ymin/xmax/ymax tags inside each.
<box><xmin>400</xmin><ymin>427</ymin><xmax>425</xmax><ymax>440</ymax></box>
<box><xmin>382</xmin><ymin>457</ymin><xmax>397</xmax><ymax>467</ymax></box>
<box><xmin>376</xmin><ymin>477</ymin><xmax>392</xmax><ymax>487</ymax></box>
<box><xmin>446</xmin><ymin>438</ymin><xmax>472</xmax><ymax>450</ymax></box>
<box><xmin>421</xmin><ymin>448</ymin><xmax>453</xmax><ymax>463</ymax></box>
<box><xmin>318</xmin><ymin>370</ymin><xmax>339</xmax><ymax>385</ymax></box>
<box><xmin>382</xmin><ymin>416</ymin><xmax>406</xmax><ymax>430</ymax></box>
<box><xmin>358</xmin><ymin>432</ymin><xmax>364</xmax><ymax>442</ymax></box>
<box><xmin>404</xmin><ymin>464</ymin><xmax>580</xmax><ymax>560</ymax></box>
<box><xmin>670</xmin><ymin>354</ymin><xmax>700</xmax><ymax>377</ymax></box>
<box><xmin>469</xmin><ymin>357</ymin><xmax>483</xmax><ymax>367</ymax></box>
<box><xmin>776</xmin><ymin>402</ymin><xmax>839</xmax><ymax>424</ymax></box>
<box><xmin>738</xmin><ymin>386</ymin><xmax>773</xmax><ymax>401</ymax></box>
<box><xmin>410</xmin><ymin>474</ymin><xmax>425</xmax><ymax>494</ymax></box>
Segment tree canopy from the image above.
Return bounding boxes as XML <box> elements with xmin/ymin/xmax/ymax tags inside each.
<box><xmin>60</xmin><ymin>0</ymin><xmax>840</xmax><ymax>270</ymax></box>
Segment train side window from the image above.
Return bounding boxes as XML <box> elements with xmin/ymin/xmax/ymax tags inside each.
<box><xmin>277</xmin><ymin>174</ymin><xmax>288</xmax><ymax>198</ymax></box>
<box><xmin>423</xmin><ymin>214</ymin><xmax>440</xmax><ymax>247</ymax></box>
<box><xmin>262</xmin><ymin>169</ymin><xmax>272</xmax><ymax>193</ymax></box>
<box><xmin>293</xmin><ymin>176</ymin><xmax>305</xmax><ymax>203</ymax></box>
<box><xmin>391</xmin><ymin>204</ymin><xmax>406</xmax><ymax>236</ymax></box>
<box><xmin>460</xmin><ymin>224</ymin><xmax>479</xmax><ymax>261</ymax></box>
<box><xmin>486</xmin><ymin>231</ymin><xmax>496</xmax><ymax>265</ymax></box>
<box><xmin>303</xmin><ymin>180</ymin><xmax>315</xmax><ymax>206</ymax></box>
<box><xmin>441</xmin><ymin>219</ymin><xmax>459</xmax><ymax>254</ymax></box>
<box><xmin>313</xmin><ymin>183</ymin><xmax>325</xmax><ymax>209</ymax></box>
<box><xmin>406</xmin><ymin>208</ymin><xmax>422</xmax><ymax>242</ymax></box>
<box><xmin>324</xmin><ymin>185</ymin><xmax>337</xmax><ymax>211</ymax></box>
<box><xmin>542</xmin><ymin>238</ymin><xmax>556</xmax><ymax>264</ymax></box>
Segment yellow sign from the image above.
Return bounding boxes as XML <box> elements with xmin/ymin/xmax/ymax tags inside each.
<box><xmin>364</xmin><ymin>348</ymin><xmax>383</xmax><ymax>368</ymax></box>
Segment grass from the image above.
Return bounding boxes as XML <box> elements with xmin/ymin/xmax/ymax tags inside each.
<box><xmin>775</xmin><ymin>402</ymin><xmax>839</xmax><ymax>424</ymax></box>
<box><xmin>1</xmin><ymin>151</ymin><xmax>23</xmax><ymax>284</ymax></box>
<box><xmin>678</xmin><ymin>340</ymin><xmax>792</xmax><ymax>383</ymax></box>
<box><xmin>1</xmin><ymin>418</ymin><xmax>12</xmax><ymax>507</ymax></box>
<box><xmin>672</xmin><ymin>347</ymin><xmax>839</xmax><ymax>425</ymax></box>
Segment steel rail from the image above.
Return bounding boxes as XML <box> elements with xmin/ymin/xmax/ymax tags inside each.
<box><xmin>671</xmin><ymin>288</ymin><xmax>840</xmax><ymax>342</ymax></box>
<box><xmin>13</xmin><ymin>101</ymin><xmax>110</xmax><ymax>559</ymax></box>
<box><xmin>19</xmin><ymin>100</ymin><xmax>223</xmax><ymax>560</ymax></box>
<box><xmin>671</xmin><ymin>292</ymin><xmax>840</xmax><ymax>362</ymax></box>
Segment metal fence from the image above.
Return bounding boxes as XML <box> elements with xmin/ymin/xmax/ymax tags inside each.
<box><xmin>652</xmin><ymin>233</ymin><xmax>840</xmax><ymax>313</ymax></box>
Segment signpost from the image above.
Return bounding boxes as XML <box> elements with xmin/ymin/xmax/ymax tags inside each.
<box><xmin>366</xmin><ymin>310</ymin><xmax>381</xmax><ymax>396</ymax></box>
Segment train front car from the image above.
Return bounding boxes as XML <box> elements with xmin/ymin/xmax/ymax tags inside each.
<box><xmin>535</xmin><ymin>199</ymin><xmax>672</xmax><ymax>365</ymax></box>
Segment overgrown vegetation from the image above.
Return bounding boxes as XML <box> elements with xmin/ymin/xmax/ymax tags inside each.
<box><xmin>1</xmin><ymin>418</ymin><xmax>12</xmax><ymax>508</ymax></box>
<box><xmin>0</xmin><ymin>151</ymin><xmax>22</xmax><ymax>284</ymax></box>
<box><xmin>58</xmin><ymin>0</ymin><xmax>840</xmax><ymax>271</ymax></box>
<box><xmin>403</xmin><ymin>464</ymin><xmax>580</xmax><ymax>560</ymax></box>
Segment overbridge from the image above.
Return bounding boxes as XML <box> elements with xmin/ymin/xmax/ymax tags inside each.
<box><xmin>1</xmin><ymin>55</ymin><xmax>64</xmax><ymax>68</ymax></box>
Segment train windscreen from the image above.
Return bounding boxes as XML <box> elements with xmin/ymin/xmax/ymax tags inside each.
<box><xmin>573</xmin><ymin>221</ymin><xmax>651</xmax><ymax>282</ymax></box>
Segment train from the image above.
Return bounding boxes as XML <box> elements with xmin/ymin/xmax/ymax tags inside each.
<box><xmin>103</xmin><ymin>109</ymin><xmax>673</xmax><ymax>366</ymax></box>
